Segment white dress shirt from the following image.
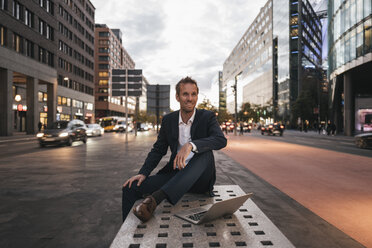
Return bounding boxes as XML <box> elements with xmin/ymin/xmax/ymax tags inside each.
<box><xmin>177</xmin><ymin>109</ymin><xmax>197</xmax><ymax>165</ymax></box>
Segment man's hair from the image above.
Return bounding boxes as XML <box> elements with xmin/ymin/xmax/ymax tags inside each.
<box><xmin>176</xmin><ymin>76</ymin><xmax>199</xmax><ymax>95</ymax></box>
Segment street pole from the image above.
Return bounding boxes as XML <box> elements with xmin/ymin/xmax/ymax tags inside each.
<box><xmin>234</xmin><ymin>79</ymin><xmax>237</xmax><ymax>136</ymax></box>
<box><xmin>156</xmin><ymin>84</ymin><xmax>159</xmax><ymax>134</ymax></box>
<box><xmin>234</xmin><ymin>71</ymin><xmax>242</xmax><ymax>136</ymax></box>
<box><xmin>125</xmin><ymin>69</ymin><xmax>128</xmax><ymax>141</ymax></box>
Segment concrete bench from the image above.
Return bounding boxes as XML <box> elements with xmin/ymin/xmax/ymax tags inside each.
<box><xmin>110</xmin><ymin>185</ymin><xmax>294</xmax><ymax>248</ymax></box>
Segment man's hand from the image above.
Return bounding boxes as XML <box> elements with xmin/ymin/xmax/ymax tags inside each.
<box><xmin>173</xmin><ymin>143</ymin><xmax>193</xmax><ymax>170</ymax></box>
<box><xmin>122</xmin><ymin>174</ymin><xmax>146</xmax><ymax>188</ymax></box>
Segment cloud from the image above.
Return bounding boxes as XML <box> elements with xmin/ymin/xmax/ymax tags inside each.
<box><xmin>90</xmin><ymin>0</ymin><xmax>268</xmax><ymax>109</ymax></box>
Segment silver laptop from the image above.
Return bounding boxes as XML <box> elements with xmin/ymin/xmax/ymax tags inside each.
<box><xmin>174</xmin><ymin>193</ymin><xmax>253</xmax><ymax>224</ymax></box>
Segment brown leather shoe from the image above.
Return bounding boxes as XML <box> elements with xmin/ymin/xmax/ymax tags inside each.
<box><xmin>133</xmin><ymin>195</ymin><xmax>157</xmax><ymax>222</ymax></box>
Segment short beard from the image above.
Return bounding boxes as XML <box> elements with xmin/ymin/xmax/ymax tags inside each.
<box><xmin>181</xmin><ymin>107</ymin><xmax>194</xmax><ymax>114</ymax></box>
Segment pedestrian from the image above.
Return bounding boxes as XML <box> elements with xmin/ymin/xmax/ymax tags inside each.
<box><xmin>122</xmin><ymin>76</ymin><xmax>227</xmax><ymax>222</ymax></box>
<box><xmin>326</xmin><ymin>121</ymin><xmax>331</xmax><ymax>135</ymax></box>
<box><xmin>38</xmin><ymin>121</ymin><xmax>42</xmax><ymax>132</ymax></box>
<box><xmin>239</xmin><ymin>122</ymin><xmax>244</xmax><ymax>135</ymax></box>
<box><xmin>318</xmin><ymin>123</ymin><xmax>322</xmax><ymax>134</ymax></box>
<box><xmin>331</xmin><ymin>122</ymin><xmax>337</xmax><ymax>136</ymax></box>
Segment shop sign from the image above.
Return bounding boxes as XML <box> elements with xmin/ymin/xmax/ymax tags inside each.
<box><xmin>75</xmin><ymin>109</ymin><xmax>83</xmax><ymax>116</ymax></box>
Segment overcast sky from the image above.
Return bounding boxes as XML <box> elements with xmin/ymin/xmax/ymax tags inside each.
<box><xmin>90</xmin><ymin>0</ymin><xmax>267</xmax><ymax>110</ymax></box>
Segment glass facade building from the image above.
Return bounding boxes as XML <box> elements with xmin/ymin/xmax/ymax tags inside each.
<box><xmin>274</xmin><ymin>0</ymin><xmax>324</xmax><ymax>122</ymax></box>
<box><xmin>328</xmin><ymin>0</ymin><xmax>372</xmax><ymax>135</ymax></box>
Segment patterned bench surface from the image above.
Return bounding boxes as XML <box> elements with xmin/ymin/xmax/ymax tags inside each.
<box><xmin>110</xmin><ymin>185</ymin><xmax>295</xmax><ymax>248</ymax></box>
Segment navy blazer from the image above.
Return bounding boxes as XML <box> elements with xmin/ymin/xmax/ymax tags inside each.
<box><xmin>138</xmin><ymin>109</ymin><xmax>227</xmax><ymax>177</ymax></box>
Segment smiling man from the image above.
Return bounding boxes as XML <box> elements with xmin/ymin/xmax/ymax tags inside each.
<box><xmin>122</xmin><ymin>76</ymin><xmax>227</xmax><ymax>222</ymax></box>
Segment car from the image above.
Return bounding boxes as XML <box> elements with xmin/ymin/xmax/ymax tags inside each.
<box><xmin>137</xmin><ymin>122</ymin><xmax>150</xmax><ymax>131</ymax></box>
<box><xmin>113</xmin><ymin>120</ymin><xmax>133</xmax><ymax>132</ymax></box>
<box><xmin>261</xmin><ymin>123</ymin><xmax>285</xmax><ymax>136</ymax></box>
<box><xmin>37</xmin><ymin>119</ymin><xmax>87</xmax><ymax>147</ymax></box>
<box><xmin>243</xmin><ymin>123</ymin><xmax>252</xmax><ymax>132</ymax></box>
<box><xmin>86</xmin><ymin>123</ymin><xmax>104</xmax><ymax>137</ymax></box>
<box><xmin>355</xmin><ymin>133</ymin><xmax>372</xmax><ymax>148</ymax></box>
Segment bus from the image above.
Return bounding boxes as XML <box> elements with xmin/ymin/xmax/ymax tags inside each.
<box><xmin>97</xmin><ymin>116</ymin><xmax>133</xmax><ymax>132</ymax></box>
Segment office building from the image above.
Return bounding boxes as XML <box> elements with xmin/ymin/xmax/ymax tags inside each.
<box><xmin>223</xmin><ymin>0</ymin><xmax>273</xmax><ymax>114</ymax></box>
<box><xmin>273</xmin><ymin>0</ymin><xmax>324</xmax><ymax>122</ymax></box>
<box><xmin>94</xmin><ymin>24</ymin><xmax>136</xmax><ymax>118</ymax></box>
<box><xmin>1</xmin><ymin>0</ymin><xmax>58</xmax><ymax>135</ymax></box>
<box><xmin>0</xmin><ymin>0</ymin><xmax>96</xmax><ymax>136</ymax></box>
<box><xmin>56</xmin><ymin>0</ymin><xmax>95</xmax><ymax>123</ymax></box>
<box><xmin>328</xmin><ymin>0</ymin><xmax>371</xmax><ymax>135</ymax></box>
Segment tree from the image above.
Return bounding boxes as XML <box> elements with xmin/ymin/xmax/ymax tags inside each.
<box><xmin>197</xmin><ymin>98</ymin><xmax>217</xmax><ymax>112</ymax></box>
<box><xmin>291</xmin><ymin>90</ymin><xmax>317</xmax><ymax>125</ymax></box>
<box><xmin>217</xmin><ymin>109</ymin><xmax>232</xmax><ymax>124</ymax></box>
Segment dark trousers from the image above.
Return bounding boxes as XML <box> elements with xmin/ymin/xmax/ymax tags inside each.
<box><xmin>122</xmin><ymin>151</ymin><xmax>215</xmax><ymax>222</ymax></box>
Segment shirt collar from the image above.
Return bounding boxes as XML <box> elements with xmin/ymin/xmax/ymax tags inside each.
<box><xmin>179</xmin><ymin>108</ymin><xmax>196</xmax><ymax>125</ymax></box>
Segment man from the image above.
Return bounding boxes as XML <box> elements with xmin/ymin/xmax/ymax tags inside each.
<box><xmin>122</xmin><ymin>76</ymin><xmax>227</xmax><ymax>222</ymax></box>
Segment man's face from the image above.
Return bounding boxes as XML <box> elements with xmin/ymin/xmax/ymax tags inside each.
<box><xmin>176</xmin><ymin>83</ymin><xmax>198</xmax><ymax>113</ymax></box>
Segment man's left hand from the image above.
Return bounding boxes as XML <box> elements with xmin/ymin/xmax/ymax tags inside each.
<box><xmin>173</xmin><ymin>143</ymin><xmax>193</xmax><ymax>170</ymax></box>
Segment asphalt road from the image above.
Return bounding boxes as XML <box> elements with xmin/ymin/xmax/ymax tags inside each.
<box><xmin>223</xmin><ymin>130</ymin><xmax>372</xmax><ymax>247</ymax></box>
<box><xmin>236</xmin><ymin>129</ymin><xmax>372</xmax><ymax>158</ymax></box>
<box><xmin>0</xmin><ymin>131</ymin><xmax>368</xmax><ymax>248</ymax></box>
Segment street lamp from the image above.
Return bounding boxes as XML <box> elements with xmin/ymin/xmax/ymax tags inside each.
<box><xmin>15</xmin><ymin>94</ymin><xmax>21</xmax><ymax>102</ymax></box>
<box><xmin>15</xmin><ymin>94</ymin><xmax>22</xmax><ymax>131</ymax></box>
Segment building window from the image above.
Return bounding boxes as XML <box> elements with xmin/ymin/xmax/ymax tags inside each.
<box><xmin>99</xmin><ymin>63</ymin><xmax>109</xmax><ymax>69</ymax></box>
<box><xmin>98</xmin><ymin>80</ymin><xmax>108</xmax><ymax>85</ymax></box>
<box><xmin>46</xmin><ymin>25</ymin><xmax>54</xmax><ymax>40</ymax></box>
<box><xmin>47</xmin><ymin>51</ymin><xmax>54</xmax><ymax>67</ymax></box>
<box><xmin>99</xmin><ymin>32</ymin><xmax>110</xmax><ymax>37</ymax></box>
<box><xmin>13</xmin><ymin>1</ymin><xmax>24</xmax><ymax>21</ymax></box>
<box><xmin>0</xmin><ymin>25</ymin><xmax>6</xmax><ymax>47</ymax></box>
<box><xmin>98</xmin><ymin>96</ymin><xmax>108</xmax><ymax>101</ymax></box>
<box><xmin>57</xmin><ymin>96</ymin><xmax>62</xmax><ymax>105</ymax></box>
<box><xmin>25</xmin><ymin>9</ymin><xmax>34</xmax><ymax>28</ymax></box>
<box><xmin>25</xmin><ymin>39</ymin><xmax>34</xmax><ymax>58</ymax></box>
<box><xmin>98</xmin><ymin>47</ymin><xmax>109</xmax><ymax>53</ymax></box>
<box><xmin>1</xmin><ymin>0</ymin><xmax>8</xmax><ymax>10</ymax></box>
<box><xmin>13</xmin><ymin>33</ymin><xmax>23</xmax><ymax>53</ymax></box>
<box><xmin>99</xmin><ymin>56</ymin><xmax>109</xmax><ymax>61</ymax></box>
<box><xmin>99</xmin><ymin>71</ymin><xmax>109</xmax><ymax>77</ymax></box>
<box><xmin>365</xmin><ymin>19</ymin><xmax>372</xmax><ymax>54</ymax></box>
<box><xmin>39</xmin><ymin>19</ymin><xmax>45</xmax><ymax>35</ymax></box>
<box><xmin>39</xmin><ymin>46</ymin><xmax>46</xmax><ymax>63</ymax></box>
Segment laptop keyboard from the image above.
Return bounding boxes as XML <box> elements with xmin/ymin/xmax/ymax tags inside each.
<box><xmin>187</xmin><ymin>211</ymin><xmax>207</xmax><ymax>221</ymax></box>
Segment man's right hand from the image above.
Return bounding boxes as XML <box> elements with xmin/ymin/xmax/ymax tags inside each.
<box><xmin>122</xmin><ymin>174</ymin><xmax>146</xmax><ymax>188</ymax></box>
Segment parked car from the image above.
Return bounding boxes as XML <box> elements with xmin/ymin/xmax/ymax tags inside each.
<box><xmin>261</xmin><ymin>123</ymin><xmax>285</xmax><ymax>136</ymax></box>
<box><xmin>37</xmin><ymin>119</ymin><xmax>87</xmax><ymax>147</ymax></box>
<box><xmin>86</xmin><ymin>123</ymin><xmax>104</xmax><ymax>137</ymax></box>
<box><xmin>355</xmin><ymin>133</ymin><xmax>372</xmax><ymax>148</ymax></box>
